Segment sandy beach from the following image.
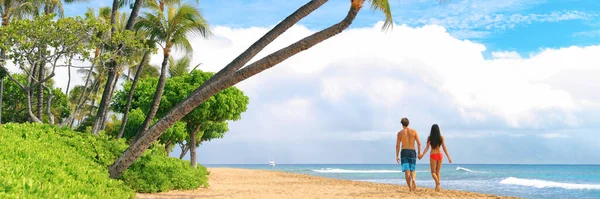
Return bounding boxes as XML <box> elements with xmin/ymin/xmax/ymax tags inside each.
<box><xmin>136</xmin><ymin>168</ymin><xmax>518</xmax><ymax>199</ymax></box>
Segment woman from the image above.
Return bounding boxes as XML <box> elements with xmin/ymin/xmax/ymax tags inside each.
<box><xmin>418</xmin><ymin>124</ymin><xmax>452</xmax><ymax>191</ymax></box>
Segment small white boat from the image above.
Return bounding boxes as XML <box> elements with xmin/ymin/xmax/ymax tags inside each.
<box><xmin>269</xmin><ymin>161</ymin><xmax>275</xmax><ymax>167</ymax></box>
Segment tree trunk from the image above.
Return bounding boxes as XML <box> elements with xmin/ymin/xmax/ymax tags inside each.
<box><xmin>101</xmin><ymin>72</ymin><xmax>120</xmax><ymax>130</ymax></box>
<box><xmin>202</xmin><ymin>0</ymin><xmax>329</xmax><ymax>89</ymax></box>
<box><xmin>190</xmin><ymin>124</ymin><xmax>201</xmax><ymax>168</ymax></box>
<box><xmin>117</xmin><ymin>50</ymin><xmax>150</xmax><ymax>139</ymax></box>
<box><xmin>44</xmin><ymin>85</ymin><xmax>55</xmax><ymax>125</ymax></box>
<box><xmin>0</xmin><ymin>79</ymin><xmax>3</xmax><ymax>124</ymax></box>
<box><xmin>94</xmin><ymin>0</ymin><xmax>142</xmax><ymax>134</ymax></box>
<box><xmin>110</xmin><ymin>0</ymin><xmax>119</xmax><ymax>35</ymax></box>
<box><xmin>37</xmin><ymin>63</ymin><xmax>44</xmax><ymax>119</ymax></box>
<box><xmin>24</xmin><ymin>62</ymin><xmax>43</xmax><ymax>123</ymax></box>
<box><xmin>109</xmin><ymin>0</ymin><xmax>361</xmax><ymax>178</ymax></box>
<box><xmin>165</xmin><ymin>141</ymin><xmax>172</xmax><ymax>155</ymax></box>
<box><xmin>131</xmin><ymin>51</ymin><xmax>169</xmax><ymax>143</ymax></box>
<box><xmin>61</xmin><ymin>48</ymin><xmax>100</xmax><ymax>127</ymax></box>
<box><xmin>91</xmin><ymin>64</ymin><xmax>117</xmax><ymax>135</ymax></box>
<box><xmin>66</xmin><ymin>60</ymin><xmax>72</xmax><ymax>96</ymax></box>
<box><xmin>0</xmin><ymin>47</ymin><xmax>5</xmax><ymax>124</ymax></box>
<box><xmin>179</xmin><ymin>144</ymin><xmax>189</xmax><ymax>159</ymax></box>
<box><xmin>125</xmin><ymin>0</ymin><xmax>144</xmax><ymax>30</ymax></box>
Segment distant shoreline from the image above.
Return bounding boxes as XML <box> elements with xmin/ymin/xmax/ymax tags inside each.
<box><xmin>202</xmin><ymin>163</ymin><xmax>600</xmax><ymax>166</ymax></box>
<box><xmin>136</xmin><ymin>168</ymin><xmax>518</xmax><ymax>199</ymax></box>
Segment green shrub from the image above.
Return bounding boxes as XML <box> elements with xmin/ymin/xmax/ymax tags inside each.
<box><xmin>0</xmin><ymin>123</ymin><xmax>135</xmax><ymax>199</ymax></box>
<box><xmin>0</xmin><ymin>123</ymin><xmax>209</xmax><ymax>198</ymax></box>
<box><xmin>121</xmin><ymin>147</ymin><xmax>209</xmax><ymax>193</ymax></box>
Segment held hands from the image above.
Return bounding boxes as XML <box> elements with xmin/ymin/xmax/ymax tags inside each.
<box><xmin>418</xmin><ymin>154</ymin><xmax>423</xmax><ymax>160</ymax></box>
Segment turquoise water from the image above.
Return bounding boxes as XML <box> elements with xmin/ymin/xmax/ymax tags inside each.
<box><xmin>206</xmin><ymin>164</ymin><xmax>600</xmax><ymax>199</ymax></box>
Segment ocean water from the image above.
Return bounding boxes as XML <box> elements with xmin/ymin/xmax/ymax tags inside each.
<box><xmin>205</xmin><ymin>164</ymin><xmax>600</xmax><ymax>199</ymax></box>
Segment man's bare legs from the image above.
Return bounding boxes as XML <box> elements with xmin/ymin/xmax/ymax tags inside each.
<box><xmin>411</xmin><ymin>171</ymin><xmax>417</xmax><ymax>191</ymax></box>
<box><xmin>430</xmin><ymin>159</ymin><xmax>440</xmax><ymax>191</ymax></box>
<box><xmin>404</xmin><ymin>170</ymin><xmax>413</xmax><ymax>191</ymax></box>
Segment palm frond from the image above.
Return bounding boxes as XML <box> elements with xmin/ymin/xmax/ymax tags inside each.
<box><xmin>369</xmin><ymin>0</ymin><xmax>393</xmax><ymax>30</ymax></box>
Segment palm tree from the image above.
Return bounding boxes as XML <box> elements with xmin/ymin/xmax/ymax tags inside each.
<box><xmin>129</xmin><ymin>0</ymin><xmax>209</xmax><ymax>142</ymax></box>
<box><xmin>116</xmin><ymin>0</ymin><xmax>201</xmax><ymax>139</ymax></box>
<box><xmin>109</xmin><ymin>0</ymin><xmax>396</xmax><ymax>178</ymax></box>
<box><xmin>167</xmin><ymin>55</ymin><xmax>200</xmax><ymax>77</ymax></box>
<box><xmin>116</xmin><ymin>38</ymin><xmax>155</xmax><ymax>139</ymax></box>
<box><xmin>91</xmin><ymin>0</ymin><xmax>150</xmax><ymax>135</ymax></box>
<box><xmin>60</xmin><ymin>6</ymin><xmax>110</xmax><ymax>127</ymax></box>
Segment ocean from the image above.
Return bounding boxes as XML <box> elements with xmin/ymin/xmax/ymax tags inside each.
<box><xmin>205</xmin><ymin>164</ymin><xmax>600</xmax><ymax>199</ymax></box>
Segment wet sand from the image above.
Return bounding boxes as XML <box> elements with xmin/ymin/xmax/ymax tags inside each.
<box><xmin>136</xmin><ymin>168</ymin><xmax>518</xmax><ymax>199</ymax></box>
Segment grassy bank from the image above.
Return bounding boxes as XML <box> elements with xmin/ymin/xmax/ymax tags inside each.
<box><xmin>0</xmin><ymin>123</ymin><xmax>208</xmax><ymax>198</ymax></box>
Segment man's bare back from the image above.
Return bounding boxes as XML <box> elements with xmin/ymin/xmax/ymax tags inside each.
<box><xmin>398</xmin><ymin>128</ymin><xmax>418</xmax><ymax>150</ymax></box>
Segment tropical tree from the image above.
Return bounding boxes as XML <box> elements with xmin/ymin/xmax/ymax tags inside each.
<box><xmin>59</xmin><ymin>6</ymin><xmax>111</xmax><ymax>127</ymax></box>
<box><xmin>89</xmin><ymin>0</ymin><xmax>145</xmax><ymax>135</ymax></box>
<box><xmin>1</xmin><ymin>74</ymin><xmax>70</xmax><ymax>124</ymax></box>
<box><xmin>112</xmin><ymin>69</ymin><xmax>248</xmax><ymax>167</ymax></box>
<box><xmin>1</xmin><ymin>0</ymin><xmax>36</xmax><ymax>124</ymax></box>
<box><xmin>109</xmin><ymin>0</ymin><xmax>397</xmax><ymax>178</ymax></box>
<box><xmin>30</xmin><ymin>0</ymin><xmax>89</xmax><ymax>120</ymax></box>
<box><xmin>1</xmin><ymin>14</ymin><xmax>104</xmax><ymax>123</ymax></box>
<box><xmin>167</xmin><ymin>55</ymin><xmax>200</xmax><ymax>77</ymax></box>
<box><xmin>115</xmin><ymin>37</ymin><xmax>156</xmax><ymax>139</ymax></box>
<box><xmin>129</xmin><ymin>0</ymin><xmax>209</xmax><ymax>142</ymax></box>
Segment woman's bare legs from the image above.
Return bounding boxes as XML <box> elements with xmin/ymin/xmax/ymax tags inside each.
<box><xmin>430</xmin><ymin>159</ymin><xmax>440</xmax><ymax>191</ymax></box>
<box><xmin>435</xmin><ymin>159</ymin><xmax>443</xmax><ymax>191</ymax></box>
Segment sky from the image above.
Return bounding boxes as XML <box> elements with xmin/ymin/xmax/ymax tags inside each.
<box><xmin>22</xmin><ymin>0</ymin><xmax>600</xmax><ymax>164</ymax></box>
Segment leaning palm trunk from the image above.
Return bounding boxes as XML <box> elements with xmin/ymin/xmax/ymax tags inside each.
<box><xmin>131</xmin><ymin>51</ymin><xmax>170</xmax><ymax>143</ymax></box>
<box><xmin>117</xmin><ymin>50</ymin><xmax>150</xmax><ymax>139</ymax></box>
<box><xmin>109</xmin><ymin>0</ymin><xmax>362</xmax><ymax>178</ymax></box>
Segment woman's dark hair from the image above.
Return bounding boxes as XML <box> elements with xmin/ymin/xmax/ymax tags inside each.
<box><xmin>428</xmin><ymin>124</ymin><xmax>442</xmax><ymax>148</ymax></box>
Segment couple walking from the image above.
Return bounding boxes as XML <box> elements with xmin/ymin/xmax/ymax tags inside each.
<box><xmin>395</xmin><ymin>117</ymin><xmax>452</xmax><ymax>192</ymax></box>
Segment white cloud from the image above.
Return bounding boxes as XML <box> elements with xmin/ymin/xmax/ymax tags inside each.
<box><xmin>492</xmin><ymin>51</ymin><xmax>521</xmax><ymax>59</ymax></box>
<box><xmin>573</xmin><ymin>30</ymin><xmax>600</xmax><ymax>38</ymax></box>
<box><xmin>394</xmin><ymin>0</ymin><xmax>598</xmax><ymax>38</ymax></box>
<box><xmin>537</xmin><ymin>133</ymin><xmax>569</xmax><ymax>139</ymax></box>
<box><xmin>158</xmin><ymin>21</ymin><xmax>600</xmax><ymax>134</ymax></box>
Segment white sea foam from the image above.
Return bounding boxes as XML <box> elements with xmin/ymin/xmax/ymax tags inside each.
<box><xmin>456</xmin><ymin>166</ymin><xmax>475</xmax><ymax>172</ymax></box>
<box><xmin>500</xmin><ymin>177</ymin><xmax>600</xmax><ymax>190</ymax></box>
<box><xmin>311</xmin><ymin>168</ymin><xmax>429</xmax><ymax>173</ymax></box>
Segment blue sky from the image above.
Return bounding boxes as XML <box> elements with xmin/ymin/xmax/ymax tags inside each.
<box><xmin>58</xmin><ymin>0</ymin><xmax>600</xmax><ymax>164</ymax></box>
<box><xmin>66</xmin><ymin>0</ymin><xmax>600</xmax><ymax>57</ymax></box>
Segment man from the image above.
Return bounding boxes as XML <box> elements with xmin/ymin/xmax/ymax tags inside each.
<box><xmin>396</xmin><ymin>117</ymin><xmax>421</xmax><ymax>192</ymax></box>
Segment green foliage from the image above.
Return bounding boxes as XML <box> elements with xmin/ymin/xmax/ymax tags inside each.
<box><xmin>1</xmin><ymin>74</ymin><xmax>70</xmax><ymax>124</ymax></box>
<box><xmin>0</xmin><ymin>123</ymin><xmax>134</xmax><ymax>199</ymax></box>
<box><xmin>105</xmin><ymin>108</ymin><xmax>187</xmax><ymax>146</ymax></box>
<box><xmin>0</xmin><ymin>123</ymin><xmax>210</xmax><ymax>198</ymax></box>
<box><xmin>1</xmin><ymin>14</ymin><xmax>106</xmax><ymax>67</ymax></box>
<box><xmin>120</xmin><ymin>147</ymin><xmax>209</xmax><ymax>193</ymax></box>
<box><xmin>135</xmin><ymin>1</ymin><xmax>210</xmax><ymax>53</ymax></box>
<box><xmin>112</xmin><ymin>70</ymin><xmax>249</xmax><ymax>146</ymax></box>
